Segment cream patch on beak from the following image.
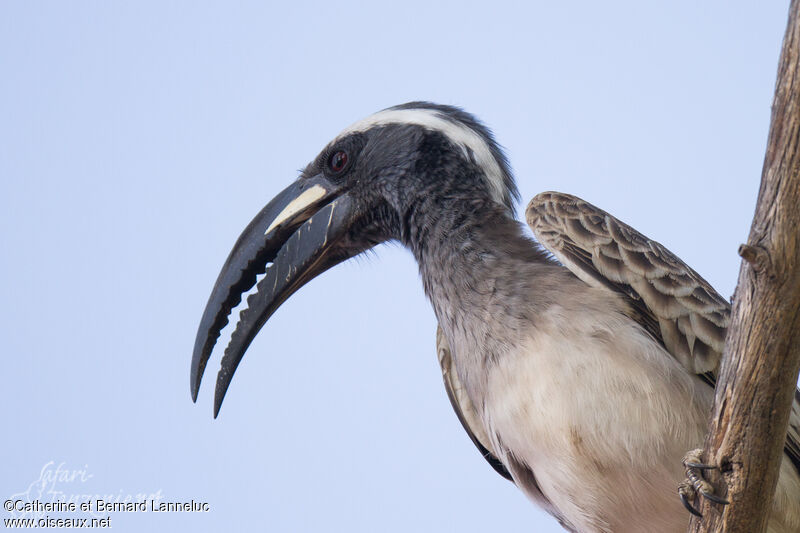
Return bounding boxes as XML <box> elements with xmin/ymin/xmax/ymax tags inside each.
<box><xmin>265</xmin><ymin>184</ymin><xmax>328</xmax><ymax>235</ymax></box>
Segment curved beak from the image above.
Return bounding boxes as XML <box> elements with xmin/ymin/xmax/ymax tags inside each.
<box><xmin>191</xmin><ymin>175</ymin><xmax>360</xmax><ymax>417</ymax></box>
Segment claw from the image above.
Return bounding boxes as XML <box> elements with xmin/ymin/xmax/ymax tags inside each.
<box><xmin>700</xmin><ymin>490</ymin><xmax>729</xmax><ymax>506</ymax></box>
<box><xmin>680</xmin><ymin>491</ymin><xmax>703</xmax><ymax>517</ymax></box>
<box><xmin>679</xmin><ymin>448</ymin><xmax>729</xmax><ymax>516</ymax></box>
<box><xmin>685</xmin><ymin>461</ymin><xmax>717</xmax><ymax>470</ymax></box>
<box><xmin>682</xmin><ymin>448</ymin><xmax>707</xmax><ymax>469</ymax></box>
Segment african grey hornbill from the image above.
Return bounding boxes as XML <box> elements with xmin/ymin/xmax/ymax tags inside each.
<box><xmin>191</xmin><ymin>102</ymin><xmax>800</xmax><ymax>532</ymax></box>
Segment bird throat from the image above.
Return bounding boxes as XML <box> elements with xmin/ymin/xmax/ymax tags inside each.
<box><xmin>405</xmin><ymin>197</ymin><xmax>552</xmax><ymax>399</ymax></box>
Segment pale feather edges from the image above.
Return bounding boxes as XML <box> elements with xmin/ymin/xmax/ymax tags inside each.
<box><xmin>525</xmin><ymin>190</ymin><xmax>800</xmax><ymax>475</ymax></box>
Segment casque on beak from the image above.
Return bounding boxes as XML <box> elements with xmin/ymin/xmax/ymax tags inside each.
<box><xmin>191</xmin><ymin>174</ymin><xmax>359</xmax><ymax>417</ymax></box>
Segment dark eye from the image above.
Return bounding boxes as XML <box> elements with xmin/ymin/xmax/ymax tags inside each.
<box><xmin>329</xmin><ymin>150</ymin><xmax>348</xmax><ymax>173</ymax></box>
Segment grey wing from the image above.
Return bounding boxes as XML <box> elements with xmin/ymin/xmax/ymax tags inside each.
<box><xmin>436</xmin><ymin>326</ymin><xmax>513</xmax><ymax>481</ymax></box>
<box><xmin>526</xmin><ymin>191</ymin><xmax>800</xmax><ymax>474</ymax></box>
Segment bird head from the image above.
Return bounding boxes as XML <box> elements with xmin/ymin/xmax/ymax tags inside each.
<box><xmin>191</xmin><ymin>102</ymin><xmax>518</xmax><ymax>416</ymax></box>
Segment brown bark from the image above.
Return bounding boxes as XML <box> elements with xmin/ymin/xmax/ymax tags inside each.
<box><xmin>688</xmin><ymin>2</ymin><xmax>800</xmax><ymax>532</ymax></box>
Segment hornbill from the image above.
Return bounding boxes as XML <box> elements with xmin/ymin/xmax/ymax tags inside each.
<box><xmin>192</xmin><ymin>102</ymin><xmax>800</xmax><ymax>532</ymax></box>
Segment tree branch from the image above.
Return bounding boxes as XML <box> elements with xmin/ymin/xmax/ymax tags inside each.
<box><xmin>688</xmin><ymin>2</ymin><xmax>800</xmax><ymax>531</ymax></box>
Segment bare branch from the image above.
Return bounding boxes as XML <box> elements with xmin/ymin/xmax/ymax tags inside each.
<box><xmin>688</xmin><ymin>2</ymin><xmax>800</xmax><ymax>531</ymax></box>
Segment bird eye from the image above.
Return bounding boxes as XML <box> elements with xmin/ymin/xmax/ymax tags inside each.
<box><xmin>329</xmin><ymin>150</ymin><xmax>348</xmax><ymax>173</ymax></box>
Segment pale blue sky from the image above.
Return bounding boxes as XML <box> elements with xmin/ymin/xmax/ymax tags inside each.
<box><xmin>0</xmin><ymin>2</ymin><xmax>791</xmax><ymax>532</ymax></box>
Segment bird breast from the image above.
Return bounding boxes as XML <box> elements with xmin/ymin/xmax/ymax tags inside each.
<box><xmin>480</xmin><ymin>287</ymin><xmax>715</xmax><ymax>532</ymax></box>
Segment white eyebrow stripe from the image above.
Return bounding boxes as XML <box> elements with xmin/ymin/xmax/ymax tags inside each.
<box><xmin>336</xmin><ymin>108</ymin><xmax>508</xmax><ymax>210</ymax></box>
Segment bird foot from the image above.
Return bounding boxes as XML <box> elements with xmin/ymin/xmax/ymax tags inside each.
<box><xmin>678</xmin><ymin>448</ymin><xmax>729</xmax><ymax>517</ymax></box>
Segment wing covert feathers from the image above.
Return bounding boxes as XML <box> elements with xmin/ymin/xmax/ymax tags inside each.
<box><xmin>527</xmin><ymin>191</ymin><xmax>728</xmax><ymax>375</ymax></box>
<box><xmin>526</xmin><ymin>190</ymin><xmax>800</xmax><ymax>475</ymax></box>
